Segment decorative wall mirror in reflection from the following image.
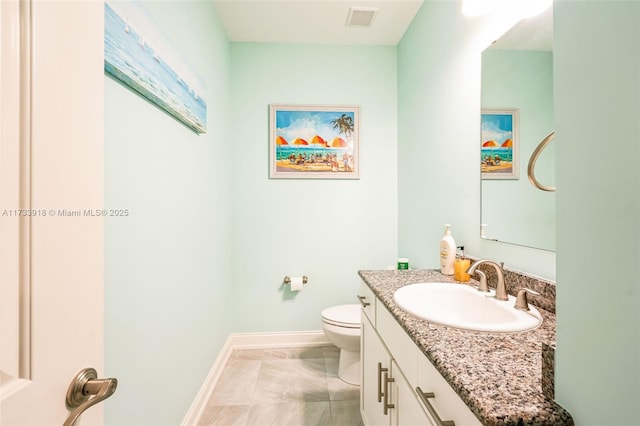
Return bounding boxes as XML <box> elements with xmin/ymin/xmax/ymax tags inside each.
<box><xmin>480</xmin><ymin>7</ymin><xmax>555</xmax><ymax>251</ymax></box>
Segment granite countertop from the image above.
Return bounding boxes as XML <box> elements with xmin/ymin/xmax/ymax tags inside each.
<box><xmin>358</xmin><ymin>269</ymin><xmax>574</xmax><ymax>426</ymax></box>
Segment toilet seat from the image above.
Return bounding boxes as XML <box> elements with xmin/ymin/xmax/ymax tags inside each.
<box><xmin>321</xmin><ymin>304</ymin><xmax>361</xmax><ymax>329</ymax></box>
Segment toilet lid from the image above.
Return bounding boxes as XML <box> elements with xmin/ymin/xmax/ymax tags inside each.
<box><xmin>321</xmin><ymin>304</ymin><xmax>361</xmax><ymax>328</ymax></box>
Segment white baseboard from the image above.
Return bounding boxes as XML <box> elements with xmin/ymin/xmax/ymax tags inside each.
<box><xmin>180</xmin><ymin>335</ymin><xmax>234</xmax><ymax>426</ymax></box>
<box><xmin>229</xmin><ymin>330</ymin><xmax>330</xmax><ymax>349</ymax></box>
<box><xmin>181</xmin><ymin>330</ymin><xmax>330</xmax><ymax>425</ymax></box>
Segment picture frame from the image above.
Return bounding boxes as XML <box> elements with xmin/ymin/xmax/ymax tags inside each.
<box><xmin>481</xmin><ymin>109</ymin><xmax>519</xmax><ymax>179</ymax></box>
<box><xmin>104</xmin><ymin>1</ymin><xmax>207</xmax><ymax>134</ymax></box>
<box><xmin>270</xmin><ymin>104</ymin><xmax>360</xmax><ymax>179</ymax></box>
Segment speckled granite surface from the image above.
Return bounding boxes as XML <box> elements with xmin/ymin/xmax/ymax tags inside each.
<box><xmin>358</xmin><ymin>269</ymin><xmax>573</xmax><ymax>426</ymax></box>
<box><xmin>541</xmin><ymin>343</ymin><xmax>556</xmax><ymax>400</ymax></box>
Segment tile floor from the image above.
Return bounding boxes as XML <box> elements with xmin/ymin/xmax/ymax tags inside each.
<box><xmin>199</xmin><ymin>345</ymin><xmax>363</xmax><ymax>426</ymax></box>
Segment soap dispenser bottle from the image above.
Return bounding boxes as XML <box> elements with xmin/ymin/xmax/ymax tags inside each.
<box><xmin>440</xmin><ymin>224</ymin><xmax>456</xmax><ymax>275</ymax></box>
<box><xmin>454</xmin><ymin>246</ymin><xmax>471</xmax><ymax>282</ymax></box>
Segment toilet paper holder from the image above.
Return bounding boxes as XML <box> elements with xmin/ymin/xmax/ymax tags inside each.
<box><xmin>283</xmin><ymin>275</ymin><xmax>308</xmax><ymax>285</ymax></box>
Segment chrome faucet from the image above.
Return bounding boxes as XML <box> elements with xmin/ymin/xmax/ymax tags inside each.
<box><xmin>467</xmin><ymin>260</ymin><xmax>508</xmax><ymax>301</ymax></box>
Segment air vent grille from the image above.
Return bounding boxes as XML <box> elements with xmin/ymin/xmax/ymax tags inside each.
<box><xmin>346</xmin><ymin>7</ymin><xmax>378</xmax><ymax>28</ymax></box>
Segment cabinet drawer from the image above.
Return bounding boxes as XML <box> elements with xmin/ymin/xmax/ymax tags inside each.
<box><xmin>376</xmin><ymin>302</ymin><xmax>418</xmax><ymax>383</ymax></box>
<box><xmin>358</xmin><ymin>281</ymin><xmax>376</xmax><ymax>324</ymax></box>
<box><xmin>416</xmin><ymin>354</ymin><xmax>482</xmax><ymax>426</ymax></box>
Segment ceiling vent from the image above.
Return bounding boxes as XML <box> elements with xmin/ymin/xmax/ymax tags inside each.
<box><xmin>345</xmin><ymin>6</ymin><xmax>378</xmax><ymax>28</ymax></box>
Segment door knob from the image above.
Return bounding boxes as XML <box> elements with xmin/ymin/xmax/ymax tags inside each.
<box><xmin>63</xmin><ymin>367</ymin><xmax>117</xmax><ymax>426</ymax></box>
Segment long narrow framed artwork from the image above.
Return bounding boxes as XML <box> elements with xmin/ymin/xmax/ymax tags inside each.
<box><xmin>104</xmin><ymin>1</ymin><xmax>207</xmax><ymax>133</ymax></box>
<box><xmin>270</xmin><ymin>105</ymin><xmax>360</xmax><ymax>179</ymax></box>
<box><xmin>481</xmin><ymin>109</ymin><xmax>519</xmax><ymax>179</ymax></box>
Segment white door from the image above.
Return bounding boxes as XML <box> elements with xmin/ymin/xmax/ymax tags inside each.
<box><xmin>1</xmin><ymin>1</ymin><xmax>106</xmax><ymax>425</ymax></box>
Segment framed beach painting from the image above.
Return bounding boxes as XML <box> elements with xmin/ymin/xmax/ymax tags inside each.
<box><xmin>270</xmin><ymin>105</ymin><xmax>360</xmax><ymax>179</ymax></box>
<box><xmin>481</xmin><ymin>109</ymin><xmax>519</xmax><ymax>179</ymax></box>
<box><xmin>104</xmin><ymin>1</ymin><xmax>207</xmax><ymax>134</ymax></box>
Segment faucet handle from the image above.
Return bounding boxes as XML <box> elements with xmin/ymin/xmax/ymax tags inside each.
<box><xmin>514</xmin><ymin>288</ymin><xmax>541</xmax><ymax>311</ymax></box>
<box><xmin>473</xmin><ymin>270</ymin><xmax>489</xmax><ymax>293</ymax></box>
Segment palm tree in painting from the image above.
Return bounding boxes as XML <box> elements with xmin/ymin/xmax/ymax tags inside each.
<box><xmin>330</xmin><ymin>114</ymin><xmax>354</xmax><ymax>138</ymax></box>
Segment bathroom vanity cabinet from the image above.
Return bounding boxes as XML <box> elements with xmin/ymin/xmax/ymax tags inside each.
<box><xmin>358</xmin><ymin>269</ymin><xmax>574</xmax><ymax>425</ymax></box>
<box><xmin>361</xmin><ymin>316</ymin><xmax>432</xmax><ymax>425</ymax></box>
<box><xmin>359</xmin><ymin>281</ymin><xmax>481</xmax><ymax>426</ymax></box>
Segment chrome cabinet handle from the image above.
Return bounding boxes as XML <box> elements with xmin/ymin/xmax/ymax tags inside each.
<box><xmin>63</xmin><ymin>368</ymin><xmax>118</xmax><ymax>426</ymax></box>
<box><xmin>377</xmin><ymin>362</ymin><xmax>388</xmax><ymax>402</ymax></box>
<box><xmin>357</xmin><ymin>295</ymin><xmax>370</xmax><ymax>307</ymax></box>
<box><xmin>416</xmin><ymin>387</ymin><xmax>455</xmax><ymax>426</ymax></box>
<box><xmin>383</xmin><ymin>372</ymin><xmax>395</xmax><ymax>415</ymax></box>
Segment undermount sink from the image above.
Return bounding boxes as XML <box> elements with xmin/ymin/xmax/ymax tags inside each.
<box><xmin>393</xmin><ymin>282</ymin><xmax>542</xmax><ymax>333</ymax></box>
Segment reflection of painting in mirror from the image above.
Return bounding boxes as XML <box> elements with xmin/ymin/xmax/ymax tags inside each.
<box><xmin>480</xmin><ymin>8</ymin><xmax>555</xmax><ymax>251</ymax></box>
<box><xmin>481</xmin><ymin>109</ymin><xmax>519</xmax><ymax>179</ymax></box>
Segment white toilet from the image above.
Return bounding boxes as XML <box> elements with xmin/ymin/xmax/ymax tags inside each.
<box><xmin>321</xmin><ymin>304</ymin><xmax>361</xmax><ymax>385</ymax></box>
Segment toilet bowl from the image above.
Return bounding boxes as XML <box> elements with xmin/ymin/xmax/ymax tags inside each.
<box><xmin>321</xmin><ymin>304</ymin><xmax>361</xmax><ymax>385</ymax></box>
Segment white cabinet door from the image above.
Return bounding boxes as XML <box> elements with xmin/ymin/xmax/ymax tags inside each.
<box><xmin>361</xmin><ymin>315</ymin><xmax>392</xmax><ymax>426</ymax></box>
<box><xmin>361</xmin><ymin>313</ymin><xmax>432</xmax><ymax>426</ymax></box>
<box><xmin>1</xmin><ymin>1</ymin><xmax>106</xmax><ymax>424</ymax></box>
<box><xmin>390</xmin><ymin>360</ymin><xmax>433</xmax><ymax>426</ymax></box>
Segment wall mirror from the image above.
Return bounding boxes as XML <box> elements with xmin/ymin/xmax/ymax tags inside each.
<box><xmin>480</xmin><ymin>7</ymin><xmax>555</xmax><ymax>251</ymax></box>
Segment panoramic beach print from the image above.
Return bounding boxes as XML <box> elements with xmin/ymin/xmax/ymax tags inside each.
<box><xmin>270</xmin><ymin>105</ymin><xmax>360</xmax><ymax>179</ymax></box>
<box><xmin>105</xmin><ymin>1</ymin><xmax>207</xmax><ymax>133</ymax></box>
<box><xmin>481</xmin><ymin>109</ymin><xmax>519</xmax><ymax>179</ymax></box>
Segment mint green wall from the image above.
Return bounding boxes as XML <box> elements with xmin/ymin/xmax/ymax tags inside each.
<box><xmin>104</xmin><ymin>2</ymin><xmax>232</xmax><ymax>424</ymax></box>
<box><xmin>398</xmin><ymin>0</ymin><xmax>555</xmax><ymax>280</ymax></box>
<box><xmin>101</xmin><ymin>0</ymin><xmax>640</xmax><ymax>423</ymax></box>
<box><xmin>554</xmin><ymin>1</ymin><xmax>640</xmax><ymax>423</ymax></box>
<box><xmin>481</xmin><ymin>50</ymin><xmax>555</xmax><ymax>251</ymax></box>
<box><xmin>400</xmin><ymin>0</ymin><xmax>640</xmax><ymax>423</ymax></box>
<box><xmin>230</xmin><ymin>43</ymin><xmax>398</xmax><ymax>331</ymax></box>
<box><xmin>104</xmin><ymin>13</ymin><xmax>397</xmax><ymax>423</ymax></box>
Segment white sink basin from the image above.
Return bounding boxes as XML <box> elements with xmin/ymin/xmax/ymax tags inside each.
<box><xmin>393</xmin><ymin>283</ymin><xmax>542</xmax><ymax>333</ymax></box>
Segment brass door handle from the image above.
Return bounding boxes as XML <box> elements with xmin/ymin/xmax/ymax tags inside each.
<box><xmin>63</xmin><ymin>367</ymin><xmax>118</xmax><ymax>426</ymax></box>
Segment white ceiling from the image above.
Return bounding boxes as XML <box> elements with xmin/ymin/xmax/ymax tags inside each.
<box><xmin>490</xmin><ymin>6</ymin><xmax>553</xmax><ymax>51</ymax></box>
<box><xmin>211</xmin><ymin>1</ymin><xmax>425</xmax><ymax>46</ymax></box>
